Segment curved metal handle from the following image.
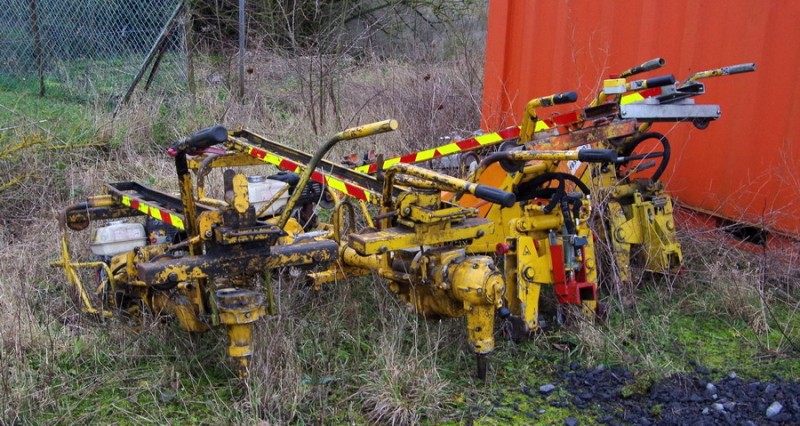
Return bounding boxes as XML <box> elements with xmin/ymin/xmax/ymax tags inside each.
<box><xmin>620</xmin><ymin>57</ymin><xmax>666</xmax><ymax>78</ymax></box>
<box><xmin>521</xmin><ymin>90</ymin><xmax>578</xmax><ymax>142</ymax></box>
<box><xmin>333</xmin><ymin>120</ymin><xmax>398</xmax><ymax>142</ymax></box>
<box><xmin>535</xmin><ymin>91</ymin><xmax>578</xmax><ymax>108</ymax></box>
<box><xmin>278</xmin><ymin>120</ymin><xmax>398</xmax><ymax>228</ymax></box>
<box><xmin>721</xmin><ymin>63</ymin><xmax>757</xmax><ymax>75</ymax></box>
<box><xmin>683</xmin><ymin>62</ymin><xmax>757</xmax><ymax>85</ymax></box>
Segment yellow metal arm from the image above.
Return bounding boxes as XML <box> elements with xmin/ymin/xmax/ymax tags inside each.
<box><xmin>520</xmin><ymin>91</ymin><xmax>578</xmax><ymax>142</ymax></box>
<box><xmin>470</xmin><ymin>149</ymin><xmax>617</xmax><ymax>181</ymax></box>
<box><xmin>682</xmin><ymin>62</ymin><xmax>756</xmax><ymax>86</ymax></box>
<box><xmin>382</xmin><ymin>163</ymin><xmax>516</xmax><ymax>208</ymax></box>
<box><xmin>277</xmin><ymin>120</ymin><xmax>398</xmax><ymax>228</ymax></box>
<box><xmin>619</xmin><ymin>57</ymin><xmax>665</xmax><ymax>78</ymax></box>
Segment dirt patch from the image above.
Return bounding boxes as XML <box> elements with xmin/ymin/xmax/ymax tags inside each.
<box><xmin>472</xmin><ymin>362</ymin><xmax>799</xmax><ymax>425</ymax></box>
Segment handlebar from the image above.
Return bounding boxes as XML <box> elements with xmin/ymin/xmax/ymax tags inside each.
<box><xmin>722</xmin><ymin>63</ymin><xmax>757</xmax><ymax>75</ymax></box>
<box><xmin>167</xmin><ymin>125</ymin><xmax>229</xmax><ymax>157</ymax></box>
<box><xmin>620</xmin><ymin>58</ymin><xmax>666</xmax><ymax>78</ymax></box>
<box><xmin>628</xmin><ymin>74</ymin><xmax>676</xmax><ymax>91</ymax></box>
<box><xmin>548</xmin><ymin>91</ymin><xmax>579</xmax><ymax>106</ymax></box>
<box><xmin>682</xmin><ymin>62</ymin><xmax>756</xmax><ymax>85</ymax></box>
<box><xmin>577</xmin><ymin>149</ymin><xmax>619</xmax><ymax>163</ymax></box>
<box><xmin>521</xmin><ymin>90</ymin><xmax>578</xmax><ymax>142</ymax></box>
<box><xmin>332</xmin><ymin>119</ymin><xmax>399</xmax><ymax>142</ymax></box>
<box><xmin>474</xmin><ymin>185</ymin><xmax>517</xmax><ymax>208</ymax></box>
<box><xmin>384</xmin><ymin>163</ymin><xmax>516</xmax><ymax>208</ymax></box>
<box><xmin>471</xmin><ymin>149</ymin><xmax>617</xmax><ymax>183</ymax></box>
<box><xmin>480</xmin><ymin>148</ymin><xmax>617</xmax><ymax>169</ymax></box>
<box><xmin>526</xmin><ymin>91</ymin><xmax>578</xmax><ymax>110</ymax></box>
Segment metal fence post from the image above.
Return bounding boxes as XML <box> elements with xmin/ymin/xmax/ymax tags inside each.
<box><xmin>185</xmin><ymin>0</ymin><xmax>196</xmax><ymax>98</ymax></box>
<box><xmin>238</xmin><ymin>0</ymin><xmax>245</xmax><ymax>101</ymax></box>
<box><xmin>28</xmin><ymin>0</ymin><xmax>44</xmax><ymax>96</ymax></box>
<box><xmin>3</xmin><ymin>0</ymin><xmax>185</xmax><ymax>102</ymax></box>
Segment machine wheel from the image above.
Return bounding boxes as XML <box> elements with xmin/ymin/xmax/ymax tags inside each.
<box><xmin>460</xmin><ymin>151</ymin><xmax>480</xmax><ymax>179</ymax></box>
<box><xmin>498</xmin><ymin>140</ymin><xmax>525</xmax><ymax>173</ymax></box>
<box><xmin>692</xmin><ymin>117</ymin><xmax>710</xmax><ymax>130</ymax></box>
<box><xmin>517</xmin><ymin>172</ymin><xmax>590</xmax><ymax>202</ymax></box>
<box><xmin>617</xmin><ymin>132</ymin><xmax>670</xmax><ymax>182</ymax></box>
<box><xmin>516</xmin><ymin>172</ymin><xmax>591</xmax><ymax>217</ymax></box>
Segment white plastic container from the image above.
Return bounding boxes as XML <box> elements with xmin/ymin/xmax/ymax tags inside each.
<box><xmin>90</xmin><ymin>221</ymin><xmax>147</xmax><ymax>256</ymax></box>
<box><xmin>247</xmin><ymin>175</ymin><xmax>290</xmax><ymax>217</ymax></box>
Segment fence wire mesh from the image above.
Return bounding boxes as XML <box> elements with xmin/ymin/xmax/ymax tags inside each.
<box><xmin>1</xmin><ymin>0</ymin><xmax>186</xmax><ymax>102</ymax></box>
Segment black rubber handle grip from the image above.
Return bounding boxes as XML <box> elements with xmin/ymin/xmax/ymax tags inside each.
<box><xmin>723</xmin><ymin>63</ymin><xmax>756</xmax><ymax>74</ymax></box>
<box><xmin>474</xmin><ymin>184</ymin><xmax>516</xmax><ymax>208</ymax></box>
<box><xmin>553</xmin><ymin>91</ymin><xmax>578</xmax><ymax>105</ymax></box>
<box><xmin>645</xmin><ymin>74</ymin><xmax>676</xmax><ymax>88</ymax></box>
<box><xmin>577</xmin><ymin>149</ymin><xmax>618</xmax><ymax>163</ymax></box>
<box><xmin>168</xmin><ymin>125</ymin><xmax>228</xmax><ymax>156</ymax></box>
<box><xmin>185</xmin><ymin>125</ymin><xmax>228</xmax><ymax>149</ymax></box>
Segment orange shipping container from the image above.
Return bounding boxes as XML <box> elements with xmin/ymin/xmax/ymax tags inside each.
<box><xmin>482</xmin><ymin>0</ymin><xmax>800</xmax><ymax>238</ymax></box>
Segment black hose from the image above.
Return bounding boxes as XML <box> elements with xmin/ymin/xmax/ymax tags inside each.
<box><xmin>516</xmin><ymin>172</ymin><xmax>591</xmax><ymax>209</ymax></box>
<box><xmin>619</xmin><ymin>132</ymin><xmax>671</xmax><ymax>182</ymax></box>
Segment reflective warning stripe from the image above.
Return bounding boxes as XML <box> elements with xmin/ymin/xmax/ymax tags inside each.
<box><xmin>354</xmin><ymin>126</ymin><xmax>524</xmax><ymax>174</ymax></box>
<box><xmin>246</xmin><ymin>146</ymin><xmax>375</xmax><ymax>203</ymax></box>
<box><xmin>352</xmin><ymin>88</ymin><xmax>663</xmax><ymax>176</ymax></box>
<box><xmin>535</xmin><ymin>120</ymin><xmax>554</xmax><ymax>131</ymax></box>
<box><xmin>120</xmin><ymin>195</ymin><xmax>185</xmax><ymax>230</ymax></box>
<box><xmin>621</xmin><ymin>87</ymin><xmax>664</xmax><ymax>105</ymax></box>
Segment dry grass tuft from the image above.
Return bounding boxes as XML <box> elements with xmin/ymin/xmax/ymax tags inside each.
<box><xmin>355</xmin><ymin>304</ymin><xmax>451</xmax><ymax>426</ymax></box>
<box><xmin>357</xmin><ymin>350</ymin><xmax>448</xmax><ymax>425</ymax></box>
<box><xmin>678</xmin><ymin>227</ymin><xmax>777</xmax><ymax>334</ymax></box>
<box><xmin>249</xmin><ymin>319</ymin><xmax>306</xmax><ymax>422</ymax></box>
<box><xmin>703</xmin><ymin>258</ymin><xmax>769</xmax><ymax>333</ymax></box>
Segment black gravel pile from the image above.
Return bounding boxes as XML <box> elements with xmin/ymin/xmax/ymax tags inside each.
<box><xmin>546</xmin><ymin>362</ymin><xmax>800</xmax><ymax>425</ymax></box>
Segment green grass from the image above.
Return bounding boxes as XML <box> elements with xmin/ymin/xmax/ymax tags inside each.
<box><xmin>3</xmin><ymin>53</ymin><xmax>800</xmax><ymax>425</ymax></box>
<box><xmin>1</xmin><ymin>51</ymin><xmax>186</xmax><ymax>103</ymax></box>
<box><xmin>10</xmin><ymin>233</ymin><xmax>800</xmax><ymax>425</ymax></box>
<box><xmin>0</xmin><ymin>77</ymin><xmax>95</xmax><ymax>145</ymax></box>
<box><xmin>16</xmin><ymin>311</ymin><xmax>246</xmax><ymax>425</ymax></box>
<box><xmin>430</xmin><ymin>274</ymin><xmax>800</xmax><ymax>424</ymax></box>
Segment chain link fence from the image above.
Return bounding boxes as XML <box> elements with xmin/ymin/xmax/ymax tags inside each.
<box><xmin>0</xmin><ymin>0</ymin><xmax>186</xmax><ymax>102</ymax></box>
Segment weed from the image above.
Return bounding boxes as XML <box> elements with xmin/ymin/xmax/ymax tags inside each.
<box><xmin>621</xmin><ymin>370</ymin><xmax>658</xmax><ymax>398</ymax></box>
<box><xmin>1</xmin><ymin>22</ymin><xmax>799</xmax><ymax>426</ymax></box>
<box><xmin>354</xmin><ymin>298</ymin><xmax>451</xmax><ymax>425</ymax></box>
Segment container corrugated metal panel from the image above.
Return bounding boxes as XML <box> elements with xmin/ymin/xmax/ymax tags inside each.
<box><xmin>482</xmin><ymin>0</ymin><xmax>800</xmax><ymax>238</ymax></box>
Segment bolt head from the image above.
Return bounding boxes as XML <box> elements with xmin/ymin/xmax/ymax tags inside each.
<box><xmin>522</xmin><ymin>267</ymin><xmax>535</xmax><ymax>281</ymax></box>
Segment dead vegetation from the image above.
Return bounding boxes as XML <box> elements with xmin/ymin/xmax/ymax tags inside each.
<box><xmin>2</xmin><ymin>9</ymin><xmax>800</xmax><ymax>425</ymax></box>
<box><xmin>0</xmin><ymin>38</ymin><xmax>489</xmax><ymax>423</ymax></box>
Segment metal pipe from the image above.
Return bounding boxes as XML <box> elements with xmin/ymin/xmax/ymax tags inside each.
<box><xmin>277</xmin><ymin>120</ymin><xmax>398</xmax><ymax>228</ymax></box>
<box><xmin>383</xmin><ymin>163</ymin><xmax>516</xmax><ymax>208</ymax></box>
